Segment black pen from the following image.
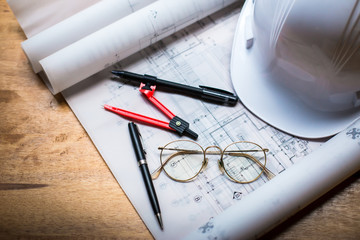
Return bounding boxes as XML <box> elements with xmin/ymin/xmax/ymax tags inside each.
<box><xmin>128</xmin><ymin>122</ymin><xmax>163</xmax><ymax>230</ymax></box>
<box><xmin>112</xmin><ymin>70</ymin><xmax>239</xmax><ymax>106</ymax></box>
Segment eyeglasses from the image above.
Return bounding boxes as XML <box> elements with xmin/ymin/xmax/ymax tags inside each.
<box><xmin>151</xmin><ymin>140</ymin><xmax>275</xmax><ymax>183</ymax></box>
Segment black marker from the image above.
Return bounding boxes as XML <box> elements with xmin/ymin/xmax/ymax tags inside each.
<box><xmin>112</xmin><ymin>70</ymin><xmax>239</xmax><ymax>106</ymax></box>
<box><xmin>128</xmin><ymin>122</ymin><xmax>163</xmax><ymax>230</ymax></box>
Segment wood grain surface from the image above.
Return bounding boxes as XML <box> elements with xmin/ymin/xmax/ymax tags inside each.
<box><xmin>0</xmin><ymin>1</ymin><xmax>359</xmax><ymax>239</ymax></box>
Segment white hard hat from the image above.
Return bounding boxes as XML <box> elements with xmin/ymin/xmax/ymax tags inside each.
<box><xmin>231</xmin><ymin>0</ymin><xmax>360</xmax><ymax>138</ymax></box>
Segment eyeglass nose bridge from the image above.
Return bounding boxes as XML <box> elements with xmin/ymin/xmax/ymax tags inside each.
<box><xmin>204</xmin><ymin>145</ymin><xmax>225</xmax><ymax>174</ymax></box>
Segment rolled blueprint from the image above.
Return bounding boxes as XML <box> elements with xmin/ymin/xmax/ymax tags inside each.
<box><xmin>21</xmin><ymin>0</ymin><xmax>156</xmax><ymax>73</ymax></box>
<box><xmin>7</xmin><ymin>0</ymin><xmax>101</xmax><ymax>37</ymax></box>
<box><xmin>184</xmin><ymin>118</ymin><xmax>360</xmax><ymax>240</ymax></box>
<box><xmin>38</xmin><ymin>0</ymin><xmax>237</xmax><ymax>94</ymax></box>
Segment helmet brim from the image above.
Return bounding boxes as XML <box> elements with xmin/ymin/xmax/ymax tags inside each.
<box><xmin>231</xmin><ymin>0</ymin><xmax>360</xmax><ymax>139</ymax></box>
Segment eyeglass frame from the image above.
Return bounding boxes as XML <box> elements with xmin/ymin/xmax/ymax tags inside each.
<box><xmin>151</xmin><ymin>140</ymin><xmax>275</xmax><ymax>184</ymax></box>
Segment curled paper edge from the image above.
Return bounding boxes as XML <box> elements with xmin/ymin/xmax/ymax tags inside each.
<box><xmin>184</xmin><ymin>118</ymin><xmax>360</xmax><ymax>240</ymax></box>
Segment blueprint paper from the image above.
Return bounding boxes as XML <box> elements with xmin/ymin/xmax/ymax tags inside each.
<box><xmin>184</xmin><ymin>118</ymin><xmax>360</xmax><ymax>240</ymax></box>
<box><xmin>21</xmin><ymin>0</ymin><xmax>156</xmax><ymax>73</ymax></box>
<box><xmin>40</xmin><ymin>0</ymin><xmax>237</xmax><ymax>94</ymax></box>
<box><xmin>9</xmin><ymin>0</ymin><xmax>238</xmax><ymax>94</ymax></box>
<box><xmin>10</xmin><ymin>0</ymin><xmax>359</xmax><ymax>239</ymax></box>
<box><xmin>62</xmin><ymin>6</ymin><xmax>323</xmax><ymax>239</ymax></box>
<box><xmin>7</xmin><ymin>0</ymin><xmax>101</xmax><ymax>37</ymax></box>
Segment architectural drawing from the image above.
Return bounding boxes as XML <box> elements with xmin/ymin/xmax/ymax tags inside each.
<box><xmin>63</xmin><ymin>3</ymin><xmax>321</xmax><ymax>239</ymax></box>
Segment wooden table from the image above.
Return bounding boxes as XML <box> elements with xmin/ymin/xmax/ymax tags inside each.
<box><xmin>1</xmin><ymin>1</ymin><xmax>359</xmax><ymax>239</ymax></box>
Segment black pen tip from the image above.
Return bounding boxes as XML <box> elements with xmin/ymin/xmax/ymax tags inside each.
<box><xmin>111</xmin><ymin>70</ymin><xmax>123</xmax><ymax>75</ymax></box>
<box><xmin>156</xmin><ymin>213</ymin><xmax>164</xmax><ymax>230</ymax></box>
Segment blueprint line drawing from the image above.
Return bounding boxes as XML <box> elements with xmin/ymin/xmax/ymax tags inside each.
<box><xmin>62</xmin><ymin>3</ymin><xmax>322</xmax><ymax>239</ymax></box>
<box><xmin>8</xmin><ymin>0</ymin><xmax>360</xmax><ymax>239</ymax></box>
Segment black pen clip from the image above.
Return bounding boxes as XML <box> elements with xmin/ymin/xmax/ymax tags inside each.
<box><xmin>199</xmin><ymin>85</ymin><xmax>237</xmax><ymax>96</ymax></box>
<box><xmin>135</xmin><ymin>123</ymin><xmax>147</xmax><ymax>155</ymax></box>
<box><xmin>199</xmin><ymin>85</ymin><xmax>239</xmax><ymax>105</ymax></box>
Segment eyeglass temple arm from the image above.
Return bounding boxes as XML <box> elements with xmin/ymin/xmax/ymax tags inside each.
<box><xmin>260</xmin><ymin>149</ymin><xmax>275</xmax><ymax>180</ymax></box>
<box><xmin>151</xmin><ymin>166</ymin><xmax>163</xmax><ymax>180</ymax></box>
<box><xmin>249</xmin><ymin>149</ymin><xmax>275</xmax><ymax>180</ymax></box>
<box><xmin>256</xmin><ymin>155</ymin><xmax>275</xmax><ymax>180</ymax></box>
<box><xmin>151</xmin><ymin>149</ymin><xmax>171</xmax><ymax>180</ymax></box>
<box><xmin>160</xmin><ymin>147</ymin><xmax>267</xmax><ymax>154</ymax></box>
<box><xmin>263</xmin><ymin>168</ymin><xmax>275</xmax><ymax>180</ymax></box>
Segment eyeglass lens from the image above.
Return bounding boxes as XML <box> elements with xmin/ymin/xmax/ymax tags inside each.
<box><xmin>222</xmin><ymin>141</ymin><xmax>266</xmax><ymax>183</ymax></box>
<box><xmin>160</xmin><ymin>140</ymin><xmax>204</xmax><ymax>181</ymax></box>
